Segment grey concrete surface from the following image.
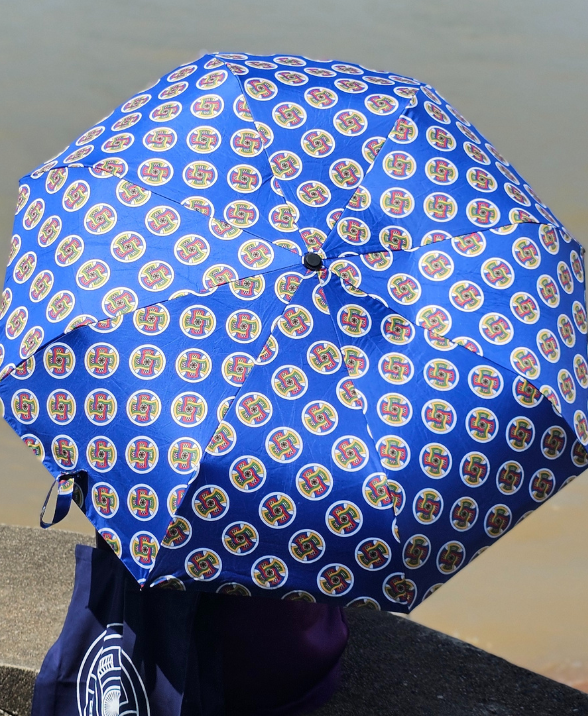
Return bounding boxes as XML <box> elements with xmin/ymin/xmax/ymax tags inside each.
<box><xmin>1</xmin><ymin>525</ymin><xmax>588</xmax><ymax>716</ymax></box>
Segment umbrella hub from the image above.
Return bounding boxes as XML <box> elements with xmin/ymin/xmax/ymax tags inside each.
<box><xmin>303</xmin><ymin>252</ymin><xmax>323</xmax><ymax>272</ymax></box>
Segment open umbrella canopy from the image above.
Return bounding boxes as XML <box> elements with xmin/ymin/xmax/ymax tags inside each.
<box><xmin>1</xmin><ymin>52</ymin><xmax>587</xmax><ymax>611</ymax></box>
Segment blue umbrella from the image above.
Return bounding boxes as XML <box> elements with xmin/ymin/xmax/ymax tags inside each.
<box><xmin>1</xmin><ymin>52</ymin><xmax>586</xmax><ymax>611</ymax></box>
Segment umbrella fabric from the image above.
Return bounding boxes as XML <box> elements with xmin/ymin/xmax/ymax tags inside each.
<box><xmin>1</xmin><ymin>52</ymin><xmax>587</xmax><ymax>611</ymax></box>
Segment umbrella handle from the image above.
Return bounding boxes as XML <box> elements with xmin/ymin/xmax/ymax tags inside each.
<box><xmin>40</xmin><ymin>474</ymin><xmax>75</xmax><ymax>528</ymax></box>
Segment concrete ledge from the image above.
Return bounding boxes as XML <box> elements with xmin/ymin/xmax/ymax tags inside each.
<box><xmin>2</xmin><ymin>524</ymin><xmax>588</xmax><ymax>715</ymax></box>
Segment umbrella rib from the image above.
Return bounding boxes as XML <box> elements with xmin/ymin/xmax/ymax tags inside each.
<box><xmin>321</xmin><ymin>221</ymin><xmax>586</xmax><ymax>262</ymax></box>
<box><xmin>0</xmin><ymin>264</ymin><xmax>301</xmax><ymax>386</ymax></box>
<box><xmin>152</xmin><ymin>283</ymin><xmax>309</xmax><ymax>569</ymax></box>
<box><xmin>319</xmin><ymin>93</ymin><xmax>416</xmax><ymax>257</ymax></box>
<box><xmin>220</xmin><ymin>57</ymin><xmax>326</xmax><ymax>256</ymax></box>
<box><xmin>333</xmin><ymin>269</ymin><xmax>581</xmax><ymax>444</ymax></box>
<box><xmin>319</xmin><ymin>276</ymin><xmax>409</xmax><ymax>550</ymax></box>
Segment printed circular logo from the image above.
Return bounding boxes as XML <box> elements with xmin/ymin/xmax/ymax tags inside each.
<box><xmin>337</xmin><ymin>305</ymin><xmax>371</xmax><ymax>337</ymax></box>
<box><xmin>131</xmin><ymin>305</ymin><xmax>170</xmax><ymax>337</ymax></box>
<box><xmin>183</xmin><ymin>160</ymin><xmax>218</xmax><ymax>189</ymax></box>
<box><xmin>222</xmin><ymin>352</ymin><xmax>254</xmax><ymax>386</ymax></box>
<box><xmin>43</xmin><ymin>343</ymin><xmax>75</xmax><ymax>379</ymax></box>
<box><xmin>235</xmin><ymin>392</ymin><xmax>272</xmax><ymax>427</ymax></box>
<box><xmin>272</xmin><ymin>364</ymin><xmax>308</xmax><ymax>400</ymax></box>
<box><xmin>137</xmin><ymin>158</ymin><xmax>173</xmax><ymax>187</ymax></box>
<box><xmin>296</xmin><ymin>463</ymin><xmax>333</xmax><ymax>501</ymax></box>
<box><xmin>332</xmin><ymin>435</ymin><xmax>369</xmax><ymax>472</ymax></box>
<box><xmin>356</xmin><ymin>539</ymin><xmax>391</xmax><ymax>571</ymax></box>
<box><xmin>138</xmin><ymin>261</ymin><xmax>174</xmax><ymax>292</ymax></box>
<box><xmin>529</xmin><ymin>468</ymin><xmax>556</xmax><ymax>502</ymax></box>
<box><xmin>278</xmin><ymin>305</ymin><xmax>313</xmax><ymax>339</ymax></box>
<box><xmin>192</xmin><ymin>485</ymin><xmax>229</xmax><ymax>521</ymax></box>
<box><xmin>436</xmin><ymin>541</ymin><xmax>466</xmax><ymax>574</ymax></box>
<box><xmin>185</xmin><ymin>549</ymin><xmax>222</xmax><ymax>581</ymax></box>
<box><xmin>46</xmin><ymin>291</ymin><xmax>75</xmax><ymax>323</ymax></box>
<box><xmin>479</xmin><ymin>313</ymin><xmax>513</xmax><ymax>345</ymax></box>
<box><xmin>317</xmin><ymin>564</ymin><xmax>354</xmax><ymax>597</ymax></box>
<box><xmin>222</xmin><ymin>521</ymin><xmax>259</xmax><ymax>556</ymax></box>
<box><xmin>231</xmin><ymin>128</ymin><xmax>264</xmax><ymax>157</ymax></box>
<box><xmin>84</xmin><ymin>343</ymin><xmax>118</xmax><ymax>379</ymax></box>
<box><xmin>51</xmin><ymin>435</ymin><xmax>78</xmax><ymax>470</ymax></box>
<box><xmin>419</xmin><ymin>443</ymin><xmax>452</xmax><ymax>479</ymax></box>
<box><xmin>481</xmin><ymin>258</ymin><xmax>515</xmax><ymax>289</ymax></box>
<box><xmin>387</xmin><ymin>273</ymin><xmax>421</xmax><ymax>305</ymax></box>
<box><xmin>251</xmin><ymin>556</ymin><xmax>288</xmax><ymax>590</ymax></box>
<box><xmin>38</xmin><ymin>216</ymin><xmax>62</xmax><ymax>246</ymax></box>
<box><xmin>126</xmin><ymin>390</ymin><xmax>161</xmax><ymax>427</ymax></box>
<box><xmin>301</xmin><ymin>130</ymin><xmax>335</xmax><ymax>157</ymax></box>
<box><xmin>127</xmin><ymin>484</ymin><xmax>158</xmax><ymax>521</ymax></box>
<box><xmin>506</xmin><ymin>416</ymin><xmax>535</xmax><ymax>451</ymax></box>
<box><xmin>288</xmin><ymin>530</ymin><xmax>325</xmax><ymax>563</ymax></box>
<box><xmin>145</xmin><ymin>206</ymin><xmax>180</xmax><ymax>235</ymax></box>
<box><xmin>244</xmin><ymin>77</ymin><xmax>278</xmax><ymax>100</ymax></box>
<box><xmin>47</xmin><ymin>389</ymin><xmax>76</xmax><ymax>425</ymax></box>
<box><xmin>460</xmin><ymin>451</ymin><xmax>490</xmax><ymax>488</ymax></box>
<box><xmin>238</xmin><ymin>239</ymin><xmax>273</xmax><ymax>268</ymax></box>
<box><xmin>186</xmin><ymin>126</ymin><xmax>221</xmax><ymax>154</ymax></box>
<box><xmin>362</xmin><ymin>473</ymin><xmax>403</xmax><ymax>511</ymax></box>
<box><xmin>230</xmin><ymin>455</ymin><xmax>267</xmax><ymax>492</ymax></box>
<box><xmin>466</xmin><ymin>408</ymin><xmax>499</xmax><ymax>442</ymax></box>
<box><xmin>272</xmin><ymin>102</ymin><xmax>307</xmax><ymax>129</ymax></box>
<box><xmin>387</xmin><ymin>114</ymin><xmax>417</xmax><ymax>144</ymax></box>
<box><xmin>302</xmin><ymin>400</ymin><xmax>338</xmax><ymax>435</ymax></box>
<box><xmin>380</xmin><ymin>188</ymin><xmax>414</xmax><ymax>218</ymax></box>
<box><xmin>326</xmin><ymin>500</ymin><xmax>363</xmax><ymax>537</ymax></box>
<box><xmin>174</xmin><ymin>348</ymin><xmax>212</xmax><ymax>383</ymax></box>
<box><xmin>259</xmin><ymin>492</ymin><xmax>296</xmax><ymax>529</ymax></box>
<box><xmin>111</xmin><ymin>232</ymin><xmax>146</xmax><ymax>262</ymax></box>
<box><xmin>126</xmin><ymin>436</ymin><xmax>158</xmax><ymax>474</ymax></box>
<box><xmin>376</xmin><ymin>393</ymin><xmax>412</xmax><ymax>427</ymax></box>
<box><xmin>168</xmin><ymin>438</ymin><xmax>201</xmax><ymax>475</ymax></box>
<box><xmin>128</xmin><ymin>345</ymin><xmax>166</xmax><ymax>380</ymax></box>
<box><xmin>22</xmin><ymin>435</ymin><xmax>44</xmax><ymax>462</ymax></box>
<box><xmin>297</xmin><ymin>181</ymin><xmax>331</xmax><ymax>207</ymax></box>
<box><xmin>129</xmin><ymin>531</ymin><xmax>159</xmax><ymax>569</ymax></box>
<box><xmin>496</xmin><ymin>460</ymin><xmax>524</xmax><ymax>494</ymax></box>
<box><xmin>329</xmin><ymin>158</ymin><xmax>363</xmax><ymax>189</ymax></box>
<box><xmin>365</xmin><ymin>93</ymin><xmax>398</xmax><ymax>114</ymax></box>
<box><xmin>92</xmin><ymin>482</ymin><xmax>119</xmax><ymax>517</ymax></box>
<box><xmin>413</xmin><ymin>489</ymin><xmax>443</xmax><ymax>524</ymax></box>
<box><xmin>421</xmin><ymin>399</ymin><xmax>456</xmax><ymax>434</ymax></box>
<box><xmin>467</xmin><ymin>199</ymin><xmax>500</xmax><ymax>227</ymax></box>
<box><xmin>170</xmin><ymin>392</ymin><xmax>207</xmax><ymax>427</ymax></box>
<box><xmin>167</xmin><ymin>486</ymin><xmax>187</xmax><ymax>516</ymax></box>
<box><xmin>450</xmin><ymin>498</ymin><xmax>478</xmax><ymax>532</ymax></box>
<box><xmin>484</xmin><ymin>504</ymin><xmax>512</xmax><ymax>538</ymax></box>
<box><xmin>402</xmin><ymin>535</ymin><xmax>431</xmax><ymax>569</ymax></box>
<box><xmin>536</xmin><ymin>275</ymin><xmax>560</xmax><ymax>308</ymax></box>
<box><xmin>11</xmin><ymin>389</ymin><xmax>39</xmax><ymax>424</ymax></box>
<box><xmin>191</xmin><ymin>93</ymin><xmax>224</xmax><ymax>119</ymax></box>
<box><xmin>382</xmin><ymin>151</ymin><xmax>416</xmax><ymax>180</ymax></box>
<box><xmin>375</xmin><ymin>435</ymin><xmax>409</xmax><ymax>471</ymax></box>
<box><xmin>266</xmin><ymin>427</ymin><xmax>303</xmax><ymax>463</ymax></box>
<box><xmin>144</xmin><ymin>126</ymin><xmax>178</xmax><ymax>150</ymax></box>
<box><xmin>162</xmin><ymin>517</ymin><xmax>192</xmax><ymax>550</ymax></box>
<box><xmin>537</xmin><ymin>329</ymin><xmax>560</xmax><ymax>362</ymax></box>
<box><xmin>468</xmin><ymin>365</ymin><xmax>504</xmax><ymax>399</ymax></box>
<box><xmin>226</xmin><ymin>310</ymin><xmax>262</xmax><ymax>343</ymax></box>
<box><xmin>424</xmin><ymin>158</ymin><xmax>458</xmax><ymax>185</ymax></box>
<box><xmin>304</xmin><ymin>86</ymin><xmax>338</xmax><ymax>108</ymax></box>
<box><xmin>181</xmin><ymin>305</ymin><xmax>216</xmax><ymax>339</ymax></box>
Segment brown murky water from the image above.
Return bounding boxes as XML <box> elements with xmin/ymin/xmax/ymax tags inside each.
<box><xmin>1</xmin><ymin>0</ymin><xmax>587</xmax><ymax>691</ymax></box>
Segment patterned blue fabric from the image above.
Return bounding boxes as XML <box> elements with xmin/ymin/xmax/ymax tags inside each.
<box><xmin>1</xmin><ymin>52</ymin><xmax>587</xmax><ymax>611</ymax></box>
